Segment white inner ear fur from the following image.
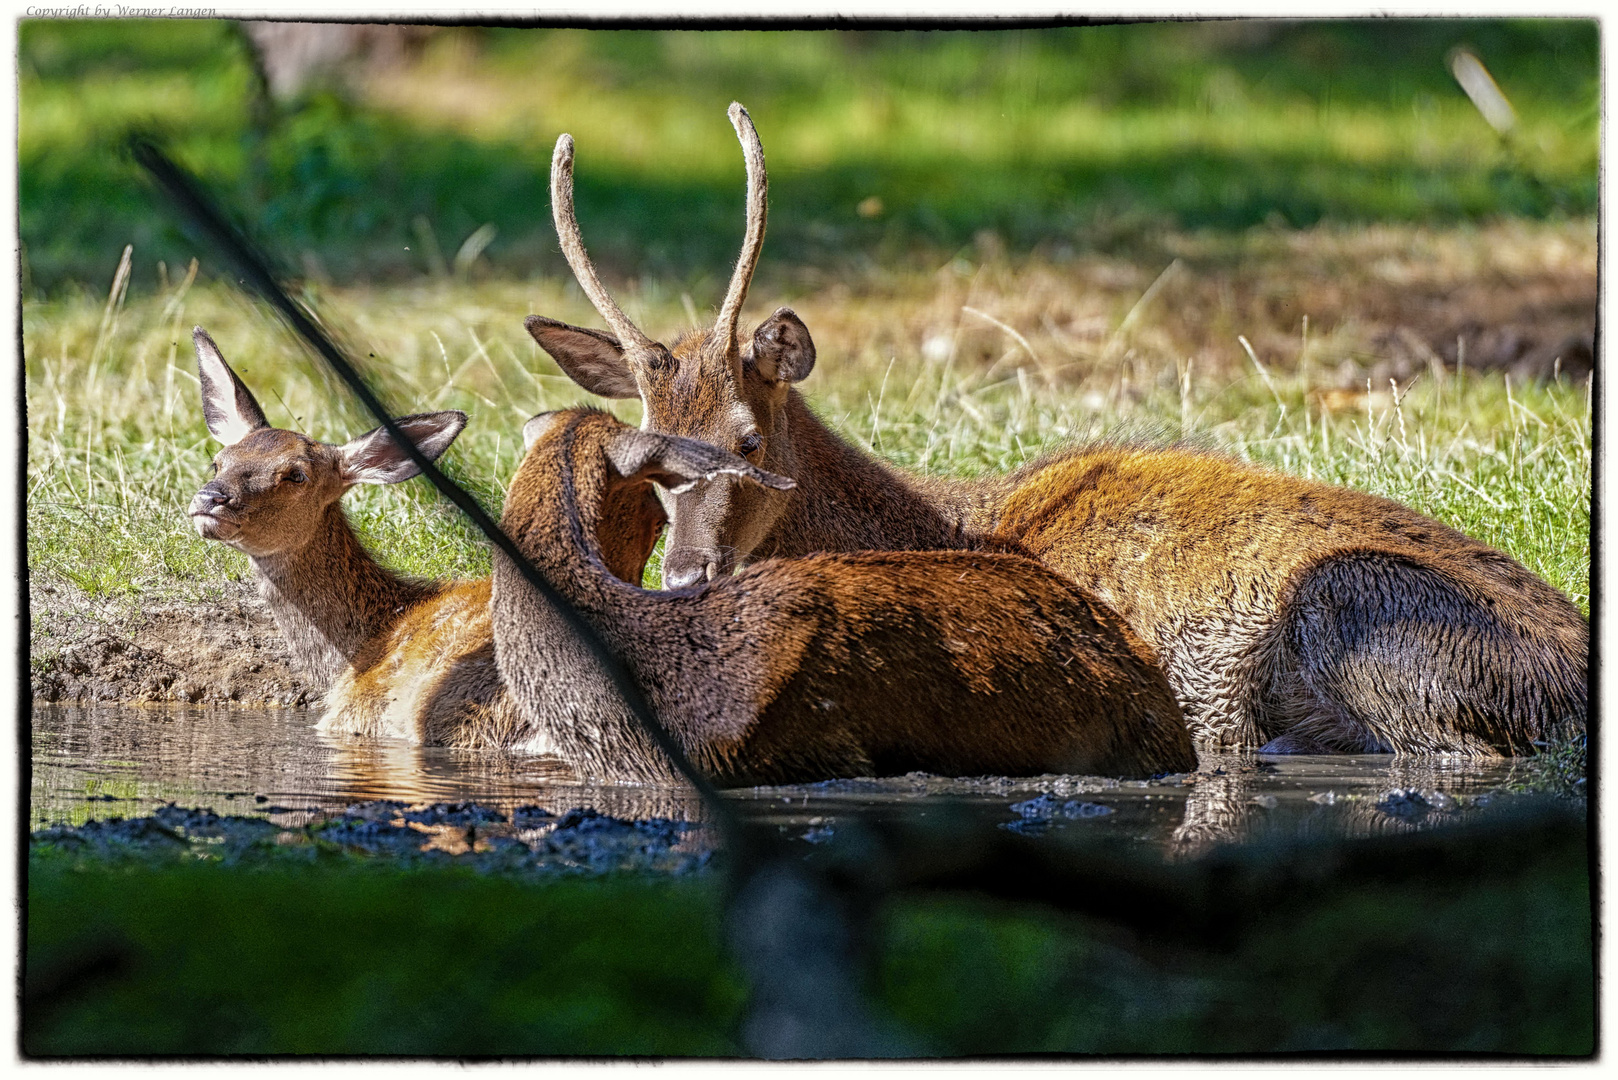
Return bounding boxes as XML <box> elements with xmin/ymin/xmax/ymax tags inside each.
<box><xmin>406</xmin><ymin>414</ymin><xmax>465</xmax><ymax>460</ymax></box>
<box><xmin>339</xmin><ymin>428</ymin><xmax>421</xmax><ymax>486</ymax></box>
<box><xmin>196</xmin><ymin>344</ymin><xmax>262</xmax><ymax>446</ymax></box>
<box><xmin>339</xmin><ymin>414</ymin><xmax>464</xmax><ymax>486</ymax></box>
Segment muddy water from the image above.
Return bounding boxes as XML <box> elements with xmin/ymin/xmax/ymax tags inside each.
<box><xmin>31</xmin><ymin>703</ymin><xmax>1538</xmax><ymax>855</ymax></box>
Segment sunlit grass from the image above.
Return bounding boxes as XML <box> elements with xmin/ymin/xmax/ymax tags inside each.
<box><xmin>25</xmin><ymin>242</ymin><xmax>1590</xmax><ymax>616</ymax></box>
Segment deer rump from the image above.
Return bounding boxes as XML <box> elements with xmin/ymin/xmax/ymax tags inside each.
<box><xmin>489</xmin><ymin>409</ymin><xmax>1197</xmax><ymax>787</ymax></box>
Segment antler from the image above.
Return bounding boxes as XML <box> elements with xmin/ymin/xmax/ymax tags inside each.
<box><xmin>713</xmin><ymin>102</ymin><xmax>768</xmax><ymax>359</ymax></box>
<box><xmin>550</xmin><ymin>133</ymin><xmax>659</xmax><ymax>359</ymax></box>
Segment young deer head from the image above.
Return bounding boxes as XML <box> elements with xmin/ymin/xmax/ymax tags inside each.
<box><xmin>188</xmin><ymin>327</ymin><xmax>466</xmax><ymax>560</ymax></box>
<box><xmin>525</xmin><ymin>103</ymin><xmax>816</xmax><ymax>588</ymax></box>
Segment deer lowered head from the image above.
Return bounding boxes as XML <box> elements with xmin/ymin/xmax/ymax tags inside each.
<box><xmin>492</xmin><ymin>407</ymin><xmax>1196</xmax><ymax>786</ymax></box>
<box><xmin>525</xmin><ymin>102</ymin><xmax>820</xmax><ymax>589</ymax></box>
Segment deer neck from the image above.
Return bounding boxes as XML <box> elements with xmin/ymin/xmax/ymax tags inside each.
<box><xmin>754</xmin><ymin>390</ymin><xmax>1004</xmax><ymax>559</ymax></box>
<box><xmin>248</xmin><ymin>503</ymin><xmax>432</xmax><ymax>687</ymax></box>
<box><xmin>489</xmin><ymin>437</ymin><xmax>672</xmax><ymax>781</ymax></box>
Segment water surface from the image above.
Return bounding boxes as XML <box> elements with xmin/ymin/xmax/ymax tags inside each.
<box><xmin>31</xmin><ymin>703</ymin><xmax>1538</xmax><ymax>855</ymax></box>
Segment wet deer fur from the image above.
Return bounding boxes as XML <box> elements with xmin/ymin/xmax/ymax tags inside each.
<box><xmin>187</xmin><ymin>327</ymin><xmax>569</xmax><ymax>750</ymax></box>
<box><xmin>528</xmin><ymin>103</ymin><xmax>1588</xmax><ymax>758</ymax></box>
<box><xmin>490</xmin><ymin>407</ymin><xmax>1196</xmax><ymax>786</ymax></box>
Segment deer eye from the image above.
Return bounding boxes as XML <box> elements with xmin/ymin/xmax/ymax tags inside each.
<box><xmin>286</xmin><ymin>468</ymin><xmax>307</xmax><ymax>485</ymax></box>
<box><xmin>738</xmin><ymin>432</ymin><xmax>763</xmax><ymax>457</ymax></box>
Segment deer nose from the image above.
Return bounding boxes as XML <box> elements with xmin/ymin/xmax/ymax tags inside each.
<box><xmin>191</xmin><ymin>483</ymin><xmax>233</xmax><ymax>511</ymax></box>
<box><xmin>662</xmin><ymin>549</ymin><xmax>720</xmax><ymax>590</ymax></box>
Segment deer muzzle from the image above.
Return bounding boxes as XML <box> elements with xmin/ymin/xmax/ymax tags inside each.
<box><xmin>661</xmin><ymin>547</ymin><xmax>727</xmax><ymax>590</ymax></box>
<box><xmin>189</xmin><ymin>484</ymin><xmax>239</xmax><ymax>540</ymax></box>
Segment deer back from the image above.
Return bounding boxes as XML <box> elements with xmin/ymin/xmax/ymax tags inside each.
<box><xmin>989</xmin><ymin>442</ymin><xmax>1589</xmax><ymax>752</ymax></box>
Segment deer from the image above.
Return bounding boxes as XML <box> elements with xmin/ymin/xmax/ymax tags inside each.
<box><xmin>187</xmin><ymin>326</ymin><xmax>546</xmax><ymax>751</ymax></box>
<box><xmin>489</xmin><ymin>406</ymin><xmax>1197</xmax><ymax>787</ymax></box>
<box><xmin>188</xmin><ymin>327</ymin><xmax>1194</xmax><ymax>785</ymax></box>
<box><xmin>524</xmin><ymin>102</ymin><xmax>1589</xmax><ymax>759</ymax></box>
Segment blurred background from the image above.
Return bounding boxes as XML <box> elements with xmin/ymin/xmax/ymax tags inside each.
<box><xmin>20</xmin><ymin>20</ymin><xmax>1598</xmax><ymax>283</ymax></box>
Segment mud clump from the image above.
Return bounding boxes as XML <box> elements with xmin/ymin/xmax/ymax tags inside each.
<box><xmin>30</xmin><ymin>579</ymin><xmax>314</xmax><ymax>708</ymax></box>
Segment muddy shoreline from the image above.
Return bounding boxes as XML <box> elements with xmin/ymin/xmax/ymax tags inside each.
<box><xmin>30</xmin><ymin>577</ymin><xmax>314</xmax><ymax>709</ymax></box>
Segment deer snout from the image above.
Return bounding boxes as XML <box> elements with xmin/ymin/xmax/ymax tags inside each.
<box><xmin>662</xmin><ymin>548</ymin><xmax>725</xmax><ymax>590</ymax></box>
<box><xmin>190</xmin><ymin>482</ymin><xmax>233</xmax><ymax>510</ymax></box>
<box><xmin>189</xmin><ymin>483</ymin><xmax>240</xmax><ymax>539</ymax></box>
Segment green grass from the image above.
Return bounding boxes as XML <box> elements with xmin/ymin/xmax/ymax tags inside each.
<box><xmin>25</xmin><ymin>831</ymin><xmax>1594</xmax><ymax>1054</ymax></box>
<box><xmin>24</xmin><ymin>267</ymin><xmax>1591</xmax><ymax>614</ymax></box>
<box><xmin>18</xmin><ymin>20</ymin><xmax>1599</xmax><ymax>294</ymax></box>
<box><xmin>18</xmin><ymin>21</ymin><xmax>1593</xmax><ymax>615</ymax></box>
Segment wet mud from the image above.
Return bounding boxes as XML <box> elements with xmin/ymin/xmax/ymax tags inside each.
<box><xmin>30</xmin><ymin>580</ymin><xmax>313</xmax><ymax>708</ymax></box>
<box><xmin>31</xmin><ymin>800</ymin><xmax>712</xmax><ymax>878</ymax></box>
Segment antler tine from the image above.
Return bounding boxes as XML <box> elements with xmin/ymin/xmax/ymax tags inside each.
<box><xmin>713</xmin><ymin>102</ymin><xmax>768</xmax><ymax>357</ymax></box>
<box><xmin>550</xmin><ymin>134</ymin><xmax>657</xmax><ymax>357</ymax></box>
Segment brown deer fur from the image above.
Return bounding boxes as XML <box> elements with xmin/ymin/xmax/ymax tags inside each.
<box><xmin>528</xmin><ymin>104</ymin><xmax>1589</xmax><ymax>758</ymax></box>
<box><xmin>490</xmin><ymin>408</ymin><xmax>1196</xmax><ymax>786</ymax></box>
<box><xmin>187</xmin><ymin>327</ymin><xmax>1191</xmax><ymax>786</ymax></box>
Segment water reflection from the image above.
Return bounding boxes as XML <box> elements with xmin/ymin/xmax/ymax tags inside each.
<box><xmin>315</xmin><ymin>734</ymin><xmax>708</xmax><ymax>825</ymax></box>
<box><xmin>32</xmin><ymin>703</ymin><xmax>1531</xmax><ymax>852</ymax></box>
<box><xmin>1170</xmin><ymin>752</ymin><xmax>1520</xmax><ymax>855</ymax></box>
<box><xmin>30</xmin><ymin>703</ymin><xmax>705</xmax><ymax>830</ymax></box>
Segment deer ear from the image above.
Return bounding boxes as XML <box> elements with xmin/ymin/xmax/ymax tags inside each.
<box><xmin>194</xmin><ymin>327</ymin><xmax>270</xmax><ymax>445</ymax></box>
<box><xmin>604</xmin><ymin>429</ymin><xmax>795</xmax><ymax>496</ymax></box>
<box><xmin>339</xmin><ymin>411</ymin><xmax>468</xmax><ymax>485</ymax></box>
<box><xmin>748</xmin><ymin>307</ymin><xmax>815</xmax><ymax>384</ymax></box>
<box><xmin>525</xmin><ymin>315</ymin><xmax>641</xmax><ymax>399</ymax></box>
<box><xmin>521</xmin><ymin>410</ymin><xmax>570</xmax><ymax>451</ymax></box>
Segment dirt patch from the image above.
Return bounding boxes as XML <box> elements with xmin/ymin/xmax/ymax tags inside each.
<box><xmin>30</xmin><ymin>578</ymin><xmax>314</xmax><ymax>708</ymax></box>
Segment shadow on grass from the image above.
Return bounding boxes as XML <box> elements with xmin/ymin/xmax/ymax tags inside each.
<box><xmin>19</xmin><ymin>18</ymin><xmax>1598</xmax><ymax>295</ymax></box>
<box><xmin>21</xmin><ymin>119</ymin><xmax>1594</xmax><ymax>299</ymax></box>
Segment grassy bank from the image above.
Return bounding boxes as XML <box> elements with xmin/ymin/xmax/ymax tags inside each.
<box><xmin>21</xmin><ymin>19</ymin><xmax>1594</xmax><ymax>626</ymax></box>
